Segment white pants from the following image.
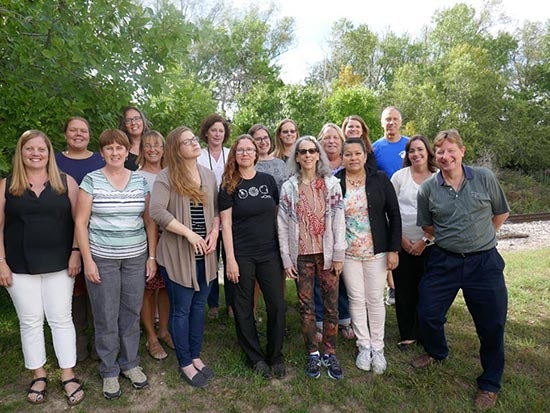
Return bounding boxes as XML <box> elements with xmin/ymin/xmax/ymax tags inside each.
<box><xmin>7</xmin><ymin>270</ymin><xmax>76</xmax><ymax>370</ymax></box>
<box><xmin>342</xmin><ymin>253</ymin><xmax>387</xmax><ymax>351</ymax></box>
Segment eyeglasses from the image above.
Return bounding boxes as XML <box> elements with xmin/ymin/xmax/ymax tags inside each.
<box><xmin>124</xmin><ymin>116</ymin><xmax>142</xmax><ymax>125</ymax></box>
<box><xmin>181</xmin><ymin>136</ymin><xmax>199</xmax><ymax>146</ymax></box>
<box><xmin>281</xmin><ymin>129</ymin><xmax>296</xmax><ymax>134</ymax></box>
<box><xmin>296</xmin><ymin>148</ymin><xmax>319</xmax><ymax>155</ymax></box>
<box><xmin>253</xmin><ymin>136</ymin><xmax>270</xmax><ymax>143</ymax></box>
<box><xmin>236</xmin><ymin>148</ymin><xmax>256</xmax><ymax>155</ymax></box>
<box><xmin>144</xmin><ymin>143</ymin><xmax>163</xmax><ymax>150</ymax></box>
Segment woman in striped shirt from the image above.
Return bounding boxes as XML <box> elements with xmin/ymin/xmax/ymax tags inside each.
<box><xmin>75</xmin><ymin>129</ymin><xmax>158</xmax><ymax>400</ymax></box>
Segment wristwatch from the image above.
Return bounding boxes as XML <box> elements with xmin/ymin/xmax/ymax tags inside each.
<box><xmin>422</xmin><ymin>236</ymin><xmax>434</xmax><ymax>246</ymax></box>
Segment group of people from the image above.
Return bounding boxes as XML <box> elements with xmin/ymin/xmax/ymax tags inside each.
<box><xmin>0</xmin><ymin>106</ymin><xmax>509</xmax><ymax>411</ymax></box>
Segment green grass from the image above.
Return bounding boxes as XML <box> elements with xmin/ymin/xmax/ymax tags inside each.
<box><xmin>0</xmin><ymin>248</ymin><xmax>549</xmax><ymax>412</ymax></box>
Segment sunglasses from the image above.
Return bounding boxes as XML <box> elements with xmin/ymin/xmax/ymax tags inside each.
<box><xmin>296</xmin><ymin>148</ymin><xmax>319</xmax><ymax>155</ymax></box>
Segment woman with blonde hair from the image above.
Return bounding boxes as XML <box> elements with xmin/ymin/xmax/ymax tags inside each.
<box><xmin>150</xmin><ymin>126</ymin><xmax>220</xmax><ymax>388</ymax></box>
<box><xmin>273</xmin><ymin>118</ymin><xmax>299</xmax><ymax>161</ymax></box>
<box><xmin>137</xmin><ymin>131</ymin><xmax>174</xmax><ymax>360</ymax></box>
<box><xmin>0</xmin><ymin>130</ymin><xmax>84</xmax><ymax>405</ymax></box>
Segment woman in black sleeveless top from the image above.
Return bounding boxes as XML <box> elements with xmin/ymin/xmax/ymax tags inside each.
<box><xmin>0</xmin><ymin>130</ymin><xmax>84</xmax><ymax>406</ymax></box>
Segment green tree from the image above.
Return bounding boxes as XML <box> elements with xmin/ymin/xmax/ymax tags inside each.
<box><xmin>186</xmin><ymin>4</ymin><xmax>295</xmax><ymax>114</ymax></box>
<box><xmin>0</xmin><ymin>0</ymin><xmax>193</xmax><ymax>173</ymax></box>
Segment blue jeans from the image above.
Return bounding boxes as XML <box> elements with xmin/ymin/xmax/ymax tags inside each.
<box><xmin>161</xmin><ymin>261</ymin><xmax>210</xmax><ymax>368</ymax></box>
<box><xmin>86</xmin><ymin>252</ymin><xmax>146</xmax><ymax>378</ymax></box>
<box><xmin>418</xmin><ymin>247</ymin><xmax>507</xmax><ymax>393</ymax></box>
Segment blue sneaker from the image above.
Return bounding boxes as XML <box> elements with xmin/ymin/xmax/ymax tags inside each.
<box><xmin>322</xmin><ymin>354</ymin><xmax>344</xmax><ymax>380</ymax></box>
<box><xmin>305</xmin><ymin>354</ymin><xmax>321</xmax><ymax>379</ymax></box>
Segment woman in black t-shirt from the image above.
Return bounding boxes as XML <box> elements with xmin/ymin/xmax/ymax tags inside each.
<box><xmin>218</xmin><ymin>134</ymin><xmax>286</xmax><ymax>380</ymax></box>
<box><xmin>0</xmin><ymin>130</ymin><xmax>84</xmax><ymax>406</ymax></box>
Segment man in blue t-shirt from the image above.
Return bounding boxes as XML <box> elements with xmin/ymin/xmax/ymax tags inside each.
<box><xmin>373</xmin><ymin>106</ymin><xmax>409</xmax><ymax>307</ymax></box>
<box><xmin>372</xmin><ymin>106</ymin><xmax>409</xmax><ymax>179</ymax></box>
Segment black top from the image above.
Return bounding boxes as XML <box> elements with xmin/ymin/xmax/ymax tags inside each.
<box><xmin>336</xmin><ymin>165</ymin><xmax>402</xmax><ymax>255</ymax></box>
<box><xmin>4</xmin><ymin>175</ymin><xmax>73</xmax><ymax>274</ymax></box>
<box><xmin>218</xmin><ymin>172</ymin><xmax>279</xmax><ymax>257</ymax></box>
<box><xmin>125</xmin><ymin>152</ymin><xmax>139</xmax><ymax>171</ymax></box>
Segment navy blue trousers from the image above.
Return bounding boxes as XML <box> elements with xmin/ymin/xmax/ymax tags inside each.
<box><xmin>418</xmin><ymin>246</ymin><xmax>507</xmax><ymax>393</ymax></box>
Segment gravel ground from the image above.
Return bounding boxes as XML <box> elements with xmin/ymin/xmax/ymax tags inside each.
<box><xmin>497</xmin><ymin>220</ymin><xmax>550</xmax><ymax>251</ymax></box>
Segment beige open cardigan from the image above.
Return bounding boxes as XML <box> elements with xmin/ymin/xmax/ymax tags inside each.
<box><xmin>149</xmin><ymin>165</ymin><xmax>219</xmax><ymax>291</ymax></box>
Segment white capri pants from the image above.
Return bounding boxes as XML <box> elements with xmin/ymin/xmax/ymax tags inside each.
<box><xmin>7</xmin><ymin>269</ymin><xmax>76</xmax><ymax>370</ymax></box>
<box><xmin>342</xmin><ymin>253</ymin><xmax>387</xmax><ymax>351</ymax></box>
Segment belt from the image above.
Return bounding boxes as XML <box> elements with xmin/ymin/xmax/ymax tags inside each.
<box><xmin>436</xmin><ymin>246</ymin><xmax>494</xmax><ymax>258</ymax></box>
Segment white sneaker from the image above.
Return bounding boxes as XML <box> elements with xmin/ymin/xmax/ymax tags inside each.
<box><xmin>355</xmin><ymin>346</ymin><xmax>372</xmax><ymax>371</ymax></box>
<box><xmin>372</xmin><ymin>349</ymin><xmax>387</xmax><ymax>374</ymax></box>
<box><xmin>122</xmin><ymin>366</ymin><xmax>149</xmax><ymax>389</ymax></box>
<box><xmin>103</xmin><ymin>377</ymin><xmax>121</xmax><ymax>400</ymax></box>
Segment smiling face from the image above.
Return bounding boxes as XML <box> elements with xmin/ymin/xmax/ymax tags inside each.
<box><xmin>381</xmin><ymin>108</ymin><xmax>402</xmax><ymax>141</ymax></box>
<box><xmin>296</xmin><ymin>139</ymin><xmax>320</xmax><ymax>173</ymax></box>
<box><xmin>205</xmin><ymin>121</ymin><xmax>226</xmax><ymax>149</ymax></box>
<box><xmin>65</xmin><ymin>119</ymin><xmax>90</xmax><ymax>152</ymax></box>
<box><xmin>435</xmin><ymin>139</ymin><xmax>465</xmax><ymax>175</ymax></box>
<box><xmin>344</xmin><ymin>119</ymin><xmax>363</xmax><ymax>139</ymax></box>
<box><xmin>179</xmin><ymin>131</ymin><xmax>202</xmax><ymax>160</ymax></box>
<box><xmin>252</xmin><ymin>128</ymin><xmax>271</xmax><ymax>157</ymax></box>
<box><xmin>342</xmin><ymin>142</ymin><xmax>367</xmax><ymax>174</ymax></box>
<box><xmin>235</xmin><ymin>138</ymin><xmax>258</xmax><ymax>169</ymax></box>
<box><xmin>124</xmin><ymin>108</ymin><xmax>144</xmax><ymax>138</ymax></box>
<box><xmin>22</xmin><ymin>136</ymin><xmax>49</xmax><ymax>171</ymax></box>
<box><xmin>142</xmin><ymin>136</ymin><xmax>164</xmax><ymax>166</ymax></box>
<box><xmin>320</xmin><ymin>126</ymin><xmax>343</xmax><ymax>157</ymax></box>
<box><xmin>101</xmin><ymin>142</ymin><xmax>129</xmax><ymax>168</ymax></box>
<box><xmin>279</xmin><ymin>122</ymin><xmax>297</xmax><ymax>147</ymax></box>
<box><xmin>407</xmin><ymin>138</ymin><xmax>429</xmax><ymax>169</ymax></box>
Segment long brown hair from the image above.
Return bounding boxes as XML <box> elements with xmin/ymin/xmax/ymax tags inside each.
<box><xmin>10</xmin><ymin>130</ymin><xmax>65</xmax><ymax>196</ymax></box>
<box><xmin>164</xmin><ymin>126</ymin><xmax>206</xmax><ymax>205</ymax></box>
<box><xmin>221</xmin><ymin>135</ymin><xmax>259</xmax><ymax>195</ymax></box>
<box><xmin>273</xmin><ymin>118</ymin><xmax>299</xmax><ymax>159</ymax></box>
<box><xmin>342</xmin><ymin>115</ymin><xmax>373</xmax><ymax>153</ymax></box>
<box><xmin>403</xmin><ymin>135</ymin><xmax>438</xmax><ymax>172</ymax></box>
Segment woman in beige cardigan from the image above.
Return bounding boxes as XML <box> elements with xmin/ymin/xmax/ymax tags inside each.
<box><xmin>149</xmin><ymin>126</ymin><xmax>219</xmax><ymax>388</ymax></box>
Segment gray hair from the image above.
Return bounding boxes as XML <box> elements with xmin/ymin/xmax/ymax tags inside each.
<box><xmin>286</xmin><ymin>136</ymin><xmax>333</xmax><ymax>180</ymax></box>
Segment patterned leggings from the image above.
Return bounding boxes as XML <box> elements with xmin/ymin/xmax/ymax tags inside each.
<box><xmin>296</xmin><ymin>253</ymin><xmax>339</xmax><ymax>354</ymax></box>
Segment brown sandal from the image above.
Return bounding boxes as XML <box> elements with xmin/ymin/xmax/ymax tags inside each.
<box><xmin>158</xmin><ymin>334</ymin><xmax>175</xmax><ymax>350</ymax></box>
<box><xmin>62</xmin><ymin>377</ymin><xmax>84</xmax><ymax>406</ymax></box>
<box><xmin>147</xmin><ymin>340</ymin><xmax>168</xmax><ymax>360</ymax></box>
<box><xmin>27</xmin><ymin>377</ymin><xmax>47</xmax><ymax>404</ymax></box>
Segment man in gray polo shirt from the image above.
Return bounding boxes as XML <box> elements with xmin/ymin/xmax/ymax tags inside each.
<box><xmin>412</xmin><ymin>129</ymin><xmax>509</xmax><ymax>411</ymax></box>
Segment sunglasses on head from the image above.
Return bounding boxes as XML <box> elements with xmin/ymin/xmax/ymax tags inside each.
<box><xmin>296</xmin><ymin>148</ymin><xmax>319</xmax><ymax>155</ymax></box>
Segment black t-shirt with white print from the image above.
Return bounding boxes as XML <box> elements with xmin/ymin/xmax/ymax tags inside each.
<box><xmin>218</xmin><ymin>172</ymin><xmax>279</xmax><ymax>257</ymax></box>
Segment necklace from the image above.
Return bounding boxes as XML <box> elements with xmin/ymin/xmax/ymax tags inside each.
<box><xmin>346</xmin><ymin>175</ymin><xmax>365</xmax><ymax>188</ymax></box>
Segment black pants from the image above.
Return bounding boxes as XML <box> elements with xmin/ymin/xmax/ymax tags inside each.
<box><xmin>230</xmin><ymin>251</ymin><xmax>285</xmax><ymax>366</ymax></box>
<box><xmin>393</xmin><ymin>248</ymin><xmax>429</xmax><ymax>341</ymax></box>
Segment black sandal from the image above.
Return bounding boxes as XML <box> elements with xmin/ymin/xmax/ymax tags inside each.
<box><xmin>62</xmin><ymin>377</ymin><xmax>84</xmax><ymax>406</ymax></box>
<box><xmin>27</xmin><ymin>377</ymin><xmax>47</xmax><ymax>404</ymax></box>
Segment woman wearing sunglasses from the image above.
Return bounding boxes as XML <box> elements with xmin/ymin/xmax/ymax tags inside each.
<box><xmin>278</xmin><ymin>136</ymin><xmax>346</xmax><ymax>380</ymax></box>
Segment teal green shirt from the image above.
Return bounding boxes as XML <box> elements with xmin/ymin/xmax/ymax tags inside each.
<box><xmin>417</xmin><ymin>166</ymin><xmax>509</xmax><ymax>253</ymax></box>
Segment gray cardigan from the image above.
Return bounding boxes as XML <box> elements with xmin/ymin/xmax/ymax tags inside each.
<box><xmin>150</xmin><ymin>165</ymin><xmax>219</xmax><ymax>291</ymax></box>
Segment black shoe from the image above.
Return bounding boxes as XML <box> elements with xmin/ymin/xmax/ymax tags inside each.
<box><xmin>197</xmin><ymin>365</ymin><xmax>215</xmax><ymax>380</ymax></box>
<box><xmin>179</xmin><ymin>368</ymin><xmax>208</xmax><ymax>388</ymax></box>
<box><xmin>322</xmin><ymin>354</ymin><xmax>344</xmax><ymax>380</ymax></box>
<box><xmin>253</xmin><ymin>361</ymin><xmax>273</xmax><ymax>380</ymax></box>
<box><xmin>271</xmin><ymin>361</ymin><xmax>286</xmax><ymax>379</ymax></box>
<box><xmin>305</xmin><ymin>354</ymin><xmax>321</xmax><ymax>379</ymax></box>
